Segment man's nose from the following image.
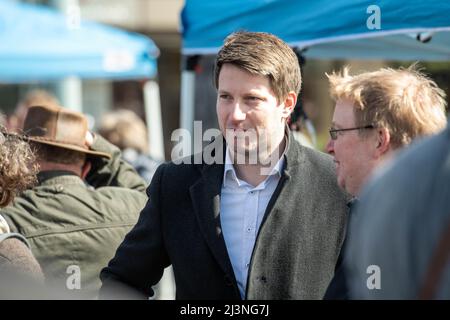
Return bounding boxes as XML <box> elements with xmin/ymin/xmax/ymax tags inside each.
<box><xmin>230</xmin><ymin>102</ymin><xmax>246</xmax><ymax>122</ymax></box>
<box><xmin>325</xmin><ymin>139</ymin><xmax>335</xmax><ymax>155</ymax></box>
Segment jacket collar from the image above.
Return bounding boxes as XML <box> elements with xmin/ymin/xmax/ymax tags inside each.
<box><xmin>37</xmin><ymin>170</ymin><xmax>83</xmax><ymax>186</ymax></box>
<box><xmin>189</xmin><ymin>136</ymin><xmax>232</xmax><ymax>283</ymax></box>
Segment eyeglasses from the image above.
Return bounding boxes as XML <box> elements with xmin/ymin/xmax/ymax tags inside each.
<box><xmin>329</xmin><ymin>125</ymin><xmax>375</xmax><ymax>140</ymax></box>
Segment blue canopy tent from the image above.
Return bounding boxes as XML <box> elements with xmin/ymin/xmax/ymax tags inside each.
<box><xmin>0</xmin><ymin>0</ymin><xmax>159</xmax><ymax>82</ymax></box>
<box><xmin>179</xmin><ymin>0</ymin><xmax>450</xmax><ymax>136</ymax></box>
<box><xmin>181</xmin><ymin>0</ymin><xmax>450</xmax><ymax>60</ymax></box>
<box><xmin>0</xmin><ymin>0</ymin><xmax>164</xmax><ymax>159</ymax></box>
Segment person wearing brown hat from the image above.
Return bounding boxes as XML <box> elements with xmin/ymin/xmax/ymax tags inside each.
<box><xmin>0</xmin><ymin>104</ymin><xmax>148</xmax><ymax>299</ymax></box>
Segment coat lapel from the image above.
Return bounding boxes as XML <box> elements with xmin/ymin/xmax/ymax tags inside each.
<box><xmin>189</xmin><ymin>137</ymin><xmax>236</xmax><ymax>280</ymax></box>
<box><xmin>259</xmin><ymin>131</ymin><xmax>299</xmax><ymax>226</ymax></box>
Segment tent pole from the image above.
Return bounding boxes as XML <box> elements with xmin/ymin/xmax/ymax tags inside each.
<box><xmin>180</xmin><ymin>71</ymin><xmax>195</xmax><ymax>133</ymax></box>
<box><xmin>143</xmin><ymin>79</ymin><xmax>165</xmax><ymax>161</ymax></box>
<box><xmin>56</xmin><ymin>76</ymin><xmax>83</xmax><ymax>113</ymax></box>
<box><xmin>179</xmin><ymin>55</ymin><xmax>200</xmax><ymax>158</ymax></box>
<box><xmin>51</xmin><ymin>0</ymin><xmax>83</xmax><ymax>113</ymax></box>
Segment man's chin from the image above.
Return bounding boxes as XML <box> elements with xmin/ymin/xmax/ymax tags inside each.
<box><xmin>229</xmin><ymin>140</ymin><xmax>256</xmax><ymax>152</ymax></box>
<box><xmin>339</xmin><ymin>180</ymin><xmax>356</xmax><ymax>197</ymax></box>
<box><xmin>229</xmin><ymin>146</ymin><xmax>259</xmax><ymax>164</ymax></box>
<box><xmin>231</xmin><ymin>147</ymin><xmax>254</xmax><ymax>156</ymax></box>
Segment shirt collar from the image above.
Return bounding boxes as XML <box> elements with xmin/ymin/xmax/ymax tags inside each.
<box><xmin>347</xmin><ymin>197</ymin><xmax>359</xmax><ymax>213</ymax></box>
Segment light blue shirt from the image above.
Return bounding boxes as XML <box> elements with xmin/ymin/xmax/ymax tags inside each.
<box><xmin>220</xmin><ymin>148</ymin><xmax>285</xmax><ymax>299</ymax></box>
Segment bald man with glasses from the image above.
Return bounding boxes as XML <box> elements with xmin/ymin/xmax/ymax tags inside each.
<box><xmin>323</xmin><ymin>65</ymin><xmax>447</xmax><ymax>299</ymax></box>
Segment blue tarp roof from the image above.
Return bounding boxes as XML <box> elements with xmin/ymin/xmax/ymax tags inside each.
<box><xmin>0</xmin><ymin>0</ymin><xmax>159</xmax><ymax>83</ymax></box>
<box><xmin>181</xmin><ymin>0</ymin><xmax>450</xmax><ymax>60</ymax></box>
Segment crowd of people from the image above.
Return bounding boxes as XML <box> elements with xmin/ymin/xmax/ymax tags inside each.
<box><xmin>0</xmin><ymin>31</ymin><xmax>448</xmax><ymax>300</ymax></box>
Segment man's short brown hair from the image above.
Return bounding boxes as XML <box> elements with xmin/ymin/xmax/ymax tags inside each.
<box><xmin>214</xmin><ymin>31</ymin><xmax>301</xmax><ymax>103</ymax></box>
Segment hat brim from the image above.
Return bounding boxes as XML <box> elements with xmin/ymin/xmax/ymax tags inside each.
<box><xmin>27</xmin><ymin>137</ymin><xmax>111</xmax><ymax>159</ymax></box>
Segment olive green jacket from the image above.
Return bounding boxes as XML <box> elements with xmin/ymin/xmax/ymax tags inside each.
<box><xmin>1</xmin><ymin>135</ymin><xmax>148</xmax><ymax>299</ymax></box>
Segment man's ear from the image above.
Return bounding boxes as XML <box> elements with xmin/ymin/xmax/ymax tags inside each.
<box><xmin>81</xmin><ymin>161</ymin><xmax>92</xmax><ymax>180</ymax></box>
<box><xmin>281</xmin><ymin>91</ymin><xmax>297</xmax><ymax>119</ymax></box>
<box><xmin>375</xmin><ymin>127</ymin><xmax>391</xmax><ymax>157</ymax></box>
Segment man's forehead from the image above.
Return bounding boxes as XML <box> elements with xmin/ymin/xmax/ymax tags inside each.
<box><xmin>336</xmin><ymin>98</ymin><xmax>356</xmax><ymax>108</ymax></box>
<box><xmin>332</xmin><ymin>104</ymin><xmax>357</xmax><ymax>127</ymax></box>
<box><xmin>218</xmin><ymin>87</ymin><xmax>267</xmax><ymax>95</ymax></box>
<box><xmin>219</xmin><ymin>64</ymin><xmax>269</xmax><ymax>82</ymax></box>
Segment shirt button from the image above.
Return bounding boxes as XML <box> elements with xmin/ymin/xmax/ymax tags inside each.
<box><xmin>246</xmin><ymin>263</ymin><xmax>250</xmax><ymax>268</ymax></box>
<box><xmin>247</xmin><ymin>228</ymin><xmax>251</xmax><ymax>233</ymax></box>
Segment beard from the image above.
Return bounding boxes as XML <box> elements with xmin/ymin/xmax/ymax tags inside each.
<box><xmin>225</xmin><ymin>127</ymin><xmax>282</xmax><ymax>166</ymax></box>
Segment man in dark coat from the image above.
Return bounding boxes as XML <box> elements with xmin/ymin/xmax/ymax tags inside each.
<box><xmin>100</xmin><ymin>31</ymin><xmax>349</xmax><ymax>300</ymax></box>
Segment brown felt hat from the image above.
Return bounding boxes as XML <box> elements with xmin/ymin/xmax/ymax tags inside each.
<box><xmin>23</xmin><ymin>105</ymin><xmax>111</xmax><ymax>159</ymax></box>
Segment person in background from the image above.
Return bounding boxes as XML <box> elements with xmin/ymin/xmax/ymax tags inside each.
<box><xmin>347</xmin><ymin>125</ymin><xmax>450</xmax><ymax>299</ymax></box>
<box><xmin>324</xmin><ymin>65</ymin><xmax>447</xmax><ymax>299</ymax></box>
<box><xmin>1</xmin><ymin>105</ymin><xmax>148</xmax><ymax>299</ymax></box>
<box><xmin>98</xmin><ymin>109</ymin><xmax>161</xmax><ymax>184</ymax></box>
<box><xmin>0</xmin><ymin>127</ymin><xmax>44</xmax><ymax>299</ymax></box>
<box><xmin>0</xmin><ymin>127</ymin><xmax>38</xmax><ymax>234</ymax></box>
<box><xmin>6</xmin><ymin>89</ymin><xmax>59</xmax><ymax>133</ymax></box>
